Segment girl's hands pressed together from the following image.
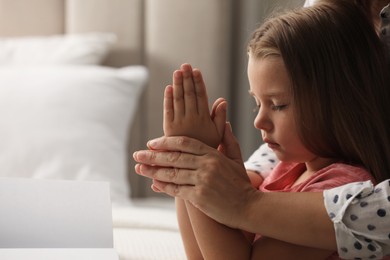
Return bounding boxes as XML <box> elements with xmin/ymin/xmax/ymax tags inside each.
<box><xmin>145</xmin><ymin>63</ymin><xmax>260</xmax><ymax>259</ymax></box>
<box><xmin>163</xmin><ymin>63</ymin><xmax>226</xmax><ymax>148</ymax></box>
<box><xmin>134</xmin><ymin>63</ymin><xmax>259</xmax><ymax>230</ymax></box>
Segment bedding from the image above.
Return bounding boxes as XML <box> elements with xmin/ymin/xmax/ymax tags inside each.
<box><xmin>0</xmin><ymin>65</ymin><xmax>147</xmax><ymax>204</ymax></box>
<box><xmin>112</xmin><ymin>199</ymin><xmax>186</xmax><ymax>260</ymax></box>
<box><xmin>0</xmin><ymin>33</ymin><xmax>116</xmax><ymax>66</ymax></box>
<box><xmin>0</xmin><ymin>61</ymin><xmax>186</xmax><ymax>259</ymax></box>
<box><xmin>0</xmin><ymin>31</ymin><xmax>186</xmax><ymax>259</ymax></box>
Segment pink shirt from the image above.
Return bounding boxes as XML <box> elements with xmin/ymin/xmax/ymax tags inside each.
<box><xmin>259</xmin><ymin>162</ymin><xmax>376</xmax><ymax>192</ymax></box>
<box><xmin>257</xmin><ymin>162</ymin><xmax>376</xmax><ymax>259</ymax></box>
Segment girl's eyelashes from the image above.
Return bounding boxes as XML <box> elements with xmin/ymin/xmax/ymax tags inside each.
<box><xmin>253</xmin><ymin>103</ymin><xmax>288</xmax><ymax>113</ymax></box>
<box><xmin>271</xmin><ymin>104</ymin><xmax>288</xmax><ymax>111</ymax></box>
<box><xmin>248</xmin><ymin>90</ymin><xmax>289</xmax><ymax>113</ymax></box>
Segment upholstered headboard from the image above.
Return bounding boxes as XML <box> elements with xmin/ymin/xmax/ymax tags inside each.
<box><xmin>0</xmin><ymin>0</ymin><xmax>234</xmax><ymax>198</ymax></box>
<box><xmin>0</xmin><ymin>0</ymin><xmax>143</xmax><ymax>66</ymax></box>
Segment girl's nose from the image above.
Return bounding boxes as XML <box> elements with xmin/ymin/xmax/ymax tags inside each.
<box><xmin>254</xmin><ymin>108</ymin><xmax>272</xmax><ymax>132</ymax></box>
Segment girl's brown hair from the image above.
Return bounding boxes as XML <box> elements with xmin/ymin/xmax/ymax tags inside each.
<box><xmin>248</xmin><ymin>0</ymin><xmax>390</xmax><ymax>182</ymax></box>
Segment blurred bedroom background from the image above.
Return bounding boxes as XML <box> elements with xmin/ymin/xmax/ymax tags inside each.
<box><xmin>0</xmin><ymin>0</ymin><xmax>305</xmax><ymax>199</ymax></box>
<box><xmin>0</xmin><ymin>0</ymin><xmax>304</xmax><ymax>198</ymax></box>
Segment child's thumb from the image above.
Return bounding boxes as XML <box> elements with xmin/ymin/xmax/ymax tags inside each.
<box><xmin>220</xmin><ymin>122</ymin><xmax>243</xmax><ymax>163</ymax></box>
<box><xmin>213</xmin><ymin>99</ymin><xmax>227</xmax><ymax>139</ymax></box>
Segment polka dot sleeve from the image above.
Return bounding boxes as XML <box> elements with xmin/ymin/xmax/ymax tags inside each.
<box><xmin>324</xmin><ymin>180</ymin><xmax>390</xmax><ymax>259</ymax></box>
<box><xmin>244</xmin><ymin>143</ymin><xmax>279</xmax><ymax>178</ymax></box>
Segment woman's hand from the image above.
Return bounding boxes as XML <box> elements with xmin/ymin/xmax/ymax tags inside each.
<box><xmin>133</xmin><ymin>123</ymin><xmax>258</xmax><ymax>229</ymax></box>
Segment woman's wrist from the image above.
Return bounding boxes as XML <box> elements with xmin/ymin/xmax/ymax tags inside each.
<box><xmin>238</xmin><ymin>191</ymin><xmax>337</xmax><ymax>250</ymax></box>
<box><xmin>236</xmin><ymin>189</ymin><xmax>265</xmax><ymax>232</ymax></box>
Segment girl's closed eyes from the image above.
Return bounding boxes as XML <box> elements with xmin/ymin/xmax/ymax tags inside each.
<box><xmin>271</xmin><ymin>104</ymin><xmax>289</xmax><ymax>111</ymax></box>
<box><xmin>252</xmin><ymin>103</ymin><xmax>289</xmax><ymax>113</ymax></box>
<box><xmin>249</xmin><ymin>91</ymin><xmax>290</xmax><ymax>113</ymax></box>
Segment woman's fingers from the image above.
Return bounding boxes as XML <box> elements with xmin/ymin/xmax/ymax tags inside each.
<box><xmin>146</xmin><ymin>136</ymin><xmax>209</xmax><ymax>154</ymax></box>
<box><xmin>134</xmin><ymin>136</ymin><xmax>213</xmax><ymax>172</ymax></box>
<box><xmin>152</xmin><ymin>179</ymin><xmax>195</xmax><ymax>200</ymax></box>
<box><xmin>134</xmin><ymin>150</ymin><xmax>197</xmax><ymax>169</ymax></box>
<box><xmin>135</xmin><ymin>163</ymin><xmax>197</xmax><ymax>185</ymax></box>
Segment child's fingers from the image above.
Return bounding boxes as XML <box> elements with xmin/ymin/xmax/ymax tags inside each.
<box><xmin>211</xmin><ymin>98</ymin><xmax>226</xmax><ymax>119</ymax></box>
<box><xmin>213</xmin><ymin>100</ymin><xmax>227</xmax><ymax>138</ymax></box>
<box><xmin>181</xmin><ymin>63</ymin><xmax>198</xmax><ymax>115</ymax></box>
<box><xmin>163</xmin><ymin>85</ymin><xmax>174</xmax><ymax>124</ymax></box>
<box><xmin>220</xmin><ymin>122</ymin><xmax>243</xmax><ymax>163</ymax></box>
<box><xmin>173</xmin><ymin>70</ymin><xmax>185</xmax><ymax>118</ymax></box>
<box><xmin>192</xmin><ymin>68</ymin><xmax>210</xmax><ymax>116</ymax></box>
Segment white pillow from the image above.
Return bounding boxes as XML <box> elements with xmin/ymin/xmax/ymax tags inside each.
<box><xmin>0</xmin><ymin>33</ymin><xmax>117</xmax><ymax>66</ymax></box>
<box><xmin>0</xmin><ymin>65</ymin><xmax>148</xmax><ymax>204</ymax></box>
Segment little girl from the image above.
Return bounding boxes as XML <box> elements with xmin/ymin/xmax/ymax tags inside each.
<box><xmin>134</xmin><ymin>0</ymin><xmax>390</xmax><ymax>258</ymax></box>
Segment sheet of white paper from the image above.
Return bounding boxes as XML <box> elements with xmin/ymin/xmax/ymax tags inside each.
<box><xmin>0</xmin><ymin>249</ymin><xmax>118</xmax><ymax>260</ymax></box>
<box><xmin>0</xmin><ymin>178</ymin><xmax>113</xmax><ymax>248</ymax></box>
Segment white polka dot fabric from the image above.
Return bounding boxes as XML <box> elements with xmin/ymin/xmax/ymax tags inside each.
<box><xmin>244</xmin><ymin>143</ymin><xmax>279</xmax><ymax>178</ymax></box>
<box><xmin>324</xmin><ymin>180</ymin><xmax>390</xmax><ymax>259</ymax></box>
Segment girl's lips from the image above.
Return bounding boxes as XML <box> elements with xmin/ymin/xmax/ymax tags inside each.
<box><xmin>263</xmin><ymin>138</ymin><xmax>279</xmax><ymax>149</ymax></box>
<box><xmin>267</xmin><ymin>142</ymin><xmax>280</xmax><ymax>150</ymax></box>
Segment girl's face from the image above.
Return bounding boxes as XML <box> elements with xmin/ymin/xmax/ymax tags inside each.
<box><xmin>247</xmin><ymin>56</ymin><xmax>316</xmax><ymax>164</ymax></box>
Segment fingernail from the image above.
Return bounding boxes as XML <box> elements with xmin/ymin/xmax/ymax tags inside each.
<box><xmin>227</xmin><ymin>122</ymin><xmax>233</xmax><ymax>132</ymax></box>
<box><xmin>147</xmin><ymin>138</ymin><xmax>158</xmax><ymax>149</ymax></box>
<box><xmin>133</xmin><ymin>151</ymin><xmax>147</xmax><ymax>160</ymax></box>
<box><xmin>134</xmin><ymin>164</ymin><xmax>141</xmax><ymax>174</ymax></box>
<box><xmin>221</xmin><ymin>101</ymin><xmax>227</xmax><ymax>111</ymax></box>
<box><xmin>173</xmin><ymin>70</ymin><xmax>181</xmax><ymax>79</ymax></box>
<box><xmin>151</xmin><ymin>184</ymin><xmax>161</xmax><ymax>192</ymax></box>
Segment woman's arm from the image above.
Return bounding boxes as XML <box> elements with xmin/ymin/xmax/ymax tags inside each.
<box><xmin>134</xmin><ymin>134</ymin><xmax>337</xmax><ymax>251</ymax></box>
<box><xmin>243</xmin><ymin>191</ymin><xmax>336</xmax><ymax>250</ymax></box>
